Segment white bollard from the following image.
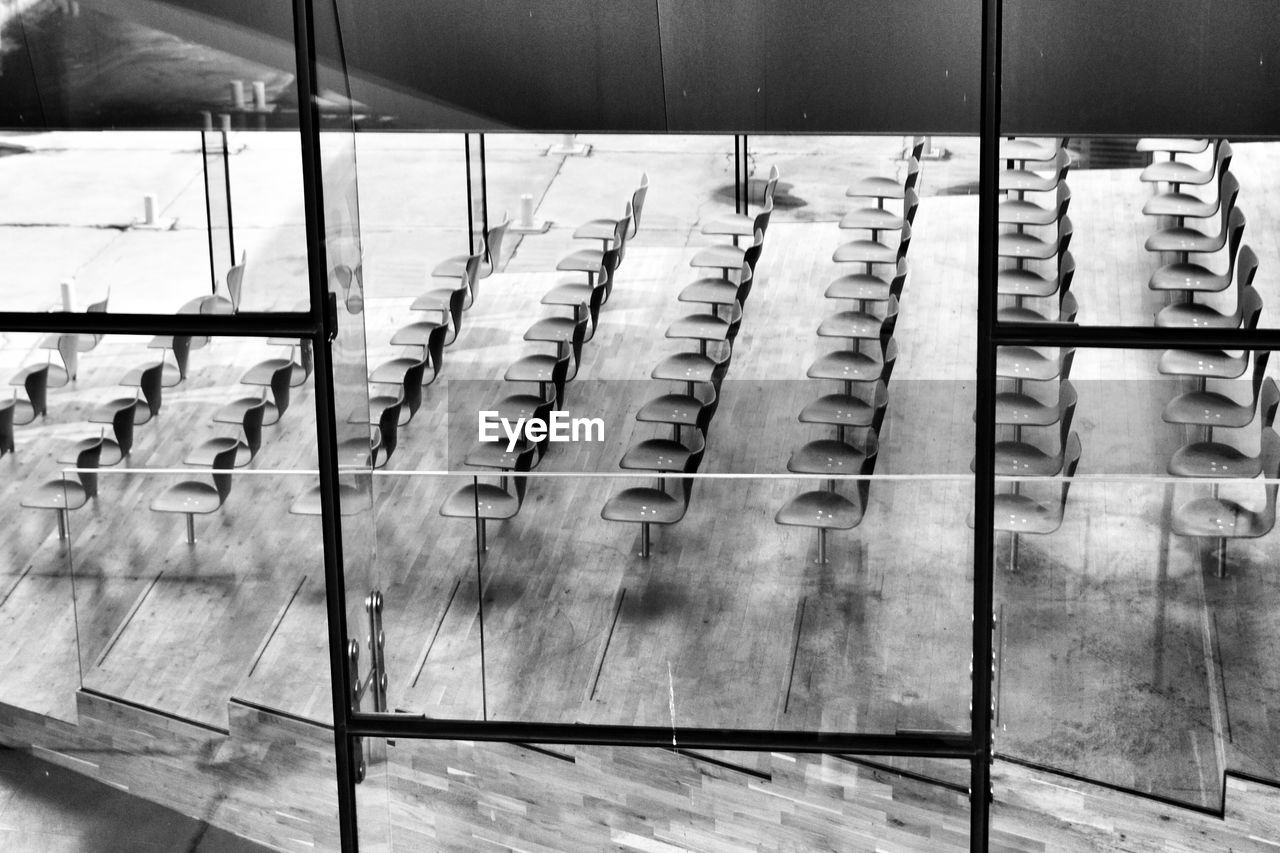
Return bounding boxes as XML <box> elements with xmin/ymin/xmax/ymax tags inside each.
<box><xmin>252</xmin><ymin>81</ymin><xmax>267</xmax><ymax>111</ymax></box>
<box><xmin>220</xmin><ymin>113</ymin><xmax>232</xmax><ymax>134</ymax></box>
<box><xmin>60</xmin><ymin>279</ymin><xmax>76</xmax><ymax>312</ymax></box>
<box><xmin>201</xmin><ymin>111</ymin><xmax>213</xmax><ymax>132</ymax></box>
<box><xmin>231</xmin><ymin>80</ymin><xmax>246</xmax><ymax>109</ymax></box>
<box><xmin>520</xmin><ymin>193</ymin><xmax>535</xmax><ymax>228</ymax></box>
<box><xmin>143</xmin><ymin>194</ymin><xmax>158</xmax><ymax>226</ymax></box>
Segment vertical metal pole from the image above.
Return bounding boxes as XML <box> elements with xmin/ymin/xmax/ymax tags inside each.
<box><xmin>464</xmin><ymin>133</ymin><xmax>488</xmax><ymax>254</ymax></box>
<box><xmin>972</xmin><ymin>0</ymin><xmax>1002</xmax><ymax>847</ymax></box>
<box><xmin>222</xmin><ymin>129</ymin><xmax>236</xmax><ymax>266</ymax></box>
<box><xmin>290</xmin><ymin>0</ymin><xmax>359</xmax><ymax>849</ymax></box>
<box><xmin>200</xmin><ymin>132</ymin><xmax>218</xmax><ymax>295</ymax></box>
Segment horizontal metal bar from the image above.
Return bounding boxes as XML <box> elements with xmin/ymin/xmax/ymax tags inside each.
<box><xmin>350</xmin><ymin>714</ymin><xmax>974</xmax><ymax>757</ymax></box>
<box><xmin>0</xmin><ymin>311</ymin><xmax>319</xmax><ymax>338</ymax></box>
<box><xmin>994</xmin><ymin>322</ymin><xmax>1280</xmax><ymax>350</ymax></box>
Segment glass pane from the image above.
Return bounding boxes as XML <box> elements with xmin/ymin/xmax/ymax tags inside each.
<box><xmin>375</xmin><ymin>739</ymin><xmax>970</xmax><ymax>850</ymax></box>
<box><xmin>990</xmin><ymin>346</ymin><xmax>1280</xmax><ymax>808</ymax></box>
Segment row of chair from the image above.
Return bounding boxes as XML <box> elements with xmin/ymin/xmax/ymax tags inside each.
<box><xmin>600</xmin><ymin>170</ymin><xmax>777</xmax><ymax>556</ymax></box>
<box><xmin>440</xmin><ymin>175</ymin><xmax>650</xmax><ymax>548</ymax></box>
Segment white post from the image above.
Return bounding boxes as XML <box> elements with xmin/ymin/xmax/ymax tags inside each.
<box><xmin>230</xmin><ymin>80</ymin><xmax>246</xmax><ymax>110</ymax></box>
<box><xmin>252</xmin><ymin>81</ymin><xmax>267</xmax><ymax>111</ymax></box>
<box><xmin>60</xmin><ymin>279</ymin><xmax>76</xmax><ymax>312</ymax></box>
<box><xmin>143</xmin><ymin>194</ymin><xmax>158</xmax><ymax>226</ymax></box>
<box><xmin>520</xmin><ymin>193</ymin><xmax>535</xmax><ymax>228</ymax></box>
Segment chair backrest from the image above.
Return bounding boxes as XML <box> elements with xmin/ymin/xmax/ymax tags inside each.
<box><xmin>676</xmin><ymin>443</ymin><xmax>708</xmax><ymax>509</ymax></box>
<box><xmin>111</xmin><ymin>399</ymin><xmax>137</xmax><ymax>457</ymax></box>
<box><xmin>762</xmin><ymin>166</ymin><xmax>780</xmax><ymax>208</ymax></box>
<box><xmin>242</xmin><ymin>398</ymin><xmax>268</xmax><ymax>459</ymax></box>
<box><xmin>1214</xmin><ymin>173</ymin><xmax>1241</xmax><ymax>237</ymax></box>
<box><xmin>225</xmin><ymin>261</ymin><xmax>246</xmax><ymax>313</ymax></box>
<box><xmin>210</xmin><ymin>444</ymin><xmax>238</xmax><ymax>506</ymax></box>
<box><xmin>24</xmin><ymin>363</ymin><xmax>49</xmax><ymax>418</ymax></box>
<box><xmin>732</xmin><ymin>261</ymin><xmax>756</xmax><ymax>307</ymax></box>
<box><xmin>566</xmin><ymin>311</ymin><xmax>591</xmax><ymax>381</ymax></box>
<box><xmin>269</xmin><ymin>362</ymin><xmax>294</xmax><ymax>420</ymax></box>
<box><xmin>895</xmin><ymin>220</ymin><xmax>913</xmax><ymax>262</ymax></box>
<box><xmin>484</xmin><ymin>212</ymin><xmax>512</xmax><ymax>274</ymax></box>
<box><xmin>1249</xmin><ymin>349</ymin><xmax>1272</xmax><ymax>403</ymax></box>
<box><xmin>1259</xmin><ymin>378</ymin><xmax>1280</xmax><ymax>431</ymax></box>
<box><xmin>1058</xmin><ymin>348</ymin><xmax>1077</xmax><ymax>382</ymax></box>
<box><xmin>903</xmin><ymin>157</ymin><xmax>923</xmax><ymax>194</ymax></box>
<box><xmin>887</xmin><ymin>257</ymin><xmax>909</xmax><ymax>304</ymax></box>
<box><xmin>854</xmin><ymin>439</ymin><xmax>879</xmax><ymax>512</ymax></box>
<box><xmin>629</xmin><ymin>175</ymin><xmax>649</xmax><ymax>235</ymax></box>
<box><xmin>878</xmin><ymin>303</ymin><xmax>901</xmax><ymax>385</ymax></box>
<box><xmin>549</xmin><ymin>350</ymin><xmax>573</xmax><ymax>408</ymax></box>
<box><xmin>1058</xmin><ymin>432</ymin><xmax>1083</xmax><ymax>510</ymax></box>
<box><xmin>1052</xmin><ymin>183</ymin><xmax>1072</xmax><ymax>221</ymax></box>
<box><xmin>1212</xmin><ymin>140</ymin><xmax>1234</xmax><ymax>191</ymax></box>
<box><xmin>1057</xmin><ymin>381</ymin><xmax>1079</xmax><ymax>451</ymax></box>
<box><xmin>425</xmin><ymin>324</ymin><xmax>449</xmax><ymax>384</ymax></box>
<box><xmin>903</xmin><ymin>186</ymin><xmax>921</xmax><ymax>227</ymax></box>
<box><xmin>1057</xmin><ymin>252</ymin><xmax>1077</xmax><ymax>303</ymax></box>
<box><xmin>509</xmin><ymin>442</ymin><xmax>539</xmax><ymax>507</ymax></box>
<box><xmin>445</xmin><ymin>285</ymin><xmax>468</xmax><ymax>344</ymax></box>
<box><xmin>462</xmin><ymin>250</ymin><xmax>484</xmax><ymax>305</ymax></box>
<box><xmin>743</xmin><ymin>229</ymin><xmax>767</xmax><ymax>277</ymax></box>
<box><xmin>374</xmin><ymin>398</ymin><xmax>402</xmax><ymax>468</ymax></box>
<box><xmin>751</xmin><ymin>198</ymin><xmax>773</xmax><ymax>239</ymax></box>
<box><xmin>56</xmin><ymin>335</ymin><xmax>79</xmax><ymax>381</ymax></box>
<box><xmin>139</xmin><ymin>362</ymin><xmax>164</xmax><ymax>418</ymax></box>
<box><xmin>1221</xmin><ymin>208</ymin><xmax>1248</xmax><ymax>281</ymax></box>
<box><xmin>596</xmin><ymin>246</ymin><xmax>624</xmax><ymax>305</ymax></box>
<box><xmin>400</xmin><ymin>355</ymin><xmax>429</xmax><ymax>418</ymax></box>
<box><xmin>908</xmin><ymin>136</ymin><xmax>926</xmax><ymax>162</ymax></box>
<box><xmin>1261</xmin><ymin>428</ymin><xmax>1280</xmax><ymax>523</ymax></box>
<box><xmin>171</xmin><ymin>334</ymin><xmax>192</xmax><ymax>380</ymax></box>
<box><xmin>74</xmin><ymin>434</ymin><xmax>105</xmax><ymax>500</ymax></box>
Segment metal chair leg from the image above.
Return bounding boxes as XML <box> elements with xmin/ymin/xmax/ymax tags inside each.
<box><xmin>816</xmin><ymin>528</ymin><xmax>828</xmax><ymax>565</ymax></box>
<box><xmin>639</xmin><ymin>523</ymin><xmax>651</xmax><ymax>558</ymax></box>
<box><xmin>185</xmin><ymin>513</ymin><xmax>196</xmax><ymax>545</ymax></box>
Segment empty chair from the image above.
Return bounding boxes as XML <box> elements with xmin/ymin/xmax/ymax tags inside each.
<box><xmin>92</xmin><ymin>362</ymin><xmax>161</xmax><ymax>427</ymax></box>
<box><xmin>827</xmin><ymin>249</ymin><xmax>910</xmax><ymax>305</ymax></box>
<box><xmin>1140</xmin><ymin>138</ymin><xmax>1227</xmax><ymax>190</ymax></box>
<box><xmin>533</xmin><ymin>249</ymin><xmax>621</xmax><ymax>343</ymax></box>
<box><xmin>558</xmin><ymin>205</ymin><xmax>632</xmax><ymax>274</ymax></box>
<box><xmin>440</xmin><ymin>444</ymin><xmax>537</xmax><ymax>550</ymax></box>
<box><xmin>339</xmin><ymin>397</ymin><xmax>402</xmax><ymax>469</ymax></box>
<box><xmin>186</xmin><ymin>397</ymin><xmax>267</xmax><ymax>468</ymax></box>
<box><xmin>690</xmin><ymin>223</ymin><xmax>769</xmax><ymax>279</ymax></box>
<box><xmin>124</xmin><ymin>334</ymin><xmax>192</xmax><ymax>389</ymax></box>
<box><xmin>788</xmin><ymin>406</ymin><xmax>882</xmax><ymax>481</ymax></box>
<box><xmin>1163</xmin><ymin>350</ymin><xmax>1272</xmax><ymax>433</ymax></box>
<box><xmin>27</xmin><ymin>335</ymin><xmax>80</xmax><ymax>387</ymax></box>
<box><xmin>75</xmin><ymin>399</ymin><xmax>136</xmax><ymax>465</ymax></box>
<box><xmin>1156</xmin><ymin>249</ymin><xmax>1259</xmax><ymax>329</ymax></box>
<box><xmin>543</xmin><ymin>247</ymin><xmax>622</xmax><ymax>315</ymax></box>
<box><xmin>1143</xmin><ymin>141</ymin><xmax>1233</xmax><ymax>221</ymax></box>
<box><xmin>214</xmin><ymin>361</ymin><xmax>293</xmax><ymax>427</ymax></box>
<box><xmin>1000</xmin><ymin>214</ymin><xmax>1072</xmax><ymax>267</ymax></box>
<box><xmin>289</xmin><ymin>479</ymin><xmax>369</xmax><ymax>517</ymax></box>
<box><xmin>997</xmin><ymin>344</ymin><xmax>1075</xmax><ymax>386</ymax></box>
<box><xmin>433</xmin><ymin>212</ymin><xmax>512</xmax><ymax>280</ymax></box>
<box><xmin>150</xmin><ymin>443</ymin><xmax>238</xmax><ymax>545</ymax></box>
<box><xmin>636</xmin><ymin>384</ymin><xmax>718</xmax><ymax>444</ymax></box>
<box><xmin>1169</xmin><ymin>379</ymin><xmax>1279</xmax><ymax>479</ymax></box>
<box><xmin>363</xmin><ymin>344</ymin><xmax>438</xmax><ymax>428</ymax></box>
<box><xmin>414</xmin><ymin>251</ymin><xmax>483</xmax><ymax>314</ymax></box>
<box><xmin>577</xmin><ymin>177</ymin><xmax>648</xmax><ymax>242</ymax></box>
<box><xmin>847</xmin><ymin>147</ymin><xmax>923</xmax><ymax>203</ymax></box>
<box><xmin>1149</xmin><ymin>207</ymin><xmax>1246</xmax><ymax>296</ymax></box>
<box><xmin>8</xmin><ymin>363</ymin><xmax>52</xmax><ymax>423</ymax></box>
<box><xmin>601</xmin><ymin>445</ymin><xmax>705</xmax><ymax>558</ymax></box>
<box><xmin>702</xmin><ymin>167</ymin><xmax>779</xmax><ymax>236</ymax></box>
<box><xmin>665</xmin><ymin>300</ymin><xmax>745</xmax><ymax>361</ymax></box>
<box><xmin>1159</xmin><ymin>278</ymin><xmax>1263</xmax><ymax>382</ymax></box>
<box><xmin>981</xmin><ymin>434</ymin><xmax>1082</xmax><ymax>571</ymax></box>
<box><xmin>678</xmin><ymin>251</ymin><xmax>762</xmax><ymax>310</ymax></box>
<box><xmin>776</xmin><ymin>450</ymin><xmax>876</xmax><ymax>564</ymax></box>
<box><xmin>650</xmin><ymin>311</ymin><xmax>741</xmax><ymax>388</ymax></box>
<box><xmin>38</xmin><ymin>290</ymin><xmax>110</xmax><ymax>375</ymax></box>
<box><xmin>1001</xmin><ymin>136</ymin><xmax>1068</xmax><ymax>165</ymax></box>
<box><xmin>998</xmin><ymin>253</ymin><xmax>1076</xmax><ymax>324</ymax></box>
<box><xmin>999</xmin><ymin>182</ymin><xmax>1071</xmax><ymax>228</ymax></box>
<box><xmin>21</xmin><ymin>434</ymin><xmax>104</xmax><ymax>541</ymax></box>
<box><xmin>833</xmin><ymin>192</ymin><xmax>920</xmax><ymax>265</ymax></box>
<box><xmin>999</xmin><ymin>147</ymin><xmax>1071</xmax><ymax>195</ymax></box>
<box><xmin>241</xmin><ymin>339</ymin><xmax>315</xmax><ymax>389</ymax></box>
<box><xmin>620</xmin><ymin>407</ymin><xmax>715</xmax><ymax>473</ymax></box>
<box><xmin>1172</xmin><ymin>428</ymin><xmax>1280</xmax><ymax>578</ymax></box>
<box><xmin>392</xmin><ymin>286</ymin><xmax>467</xmax><ymax>349</ymax></box>
<box><xmin>989</xmin><ymin>383</ymin><xmax>1078</xmax><ymax>476</ymax></box>
<box><xmin>0</xmin><ymin>399</ymin><xmax>13</xmax><ymax>455</ymax></box>
<box><xmin>840</xmin><ymin>186</ymin><xmax>918</xmax><ymax>234</ymax></box>
<box><xmin>997</xmin><ymin>220</ymin><xmax>1073</xmax><ymax>301</ymax></box>
<box><xmin>1145</xmin><ymin>172</ymin><xmax>1239</xmax><ymax>259</ymax></box>
<box><xmin>809</xmin><ymin>326</ymin><xmax>899</xmax><ymax>387</ymax></box>
<box><xmin>818</xmin><ymin>296</ymin><xmax>900</xmax><ymax>349</ymax></box>
<box><xmin>996</xmin><ymin>356</ymin><xmax>1077</xmax><ymax>428</ymax></box>
<box><xmin>505</xmin><ymin>311</ymin><xmax>590</xmax><ymax>407</ymax></box>
<box><xmin>799</xmin><ymin>378</ymin><xmax>891</xmax><ymax>439</ymax></box>
<box><xmin>1136</xmin><ymin>138</ymin><xmax>1210</xmax><ymax>158</ymax></box>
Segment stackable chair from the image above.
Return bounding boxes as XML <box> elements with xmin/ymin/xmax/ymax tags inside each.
<box><xmin>1145</xmin><ymin>172</ymin><xmax>1240</xmax><ymax>265</ymax></box>
<box><xmin>691</xmin><ymin>217</ymin><xmax>769</xmax><ymax>278</ymax></box>
<box><xmin>1169</xmin><ymin>379</ymin><xmax>1279</xmax><ymax>480</ymax></box>
<box><xmin>703</xmin><ymin>167</ymin><xmax>778</xmax><ymax>237</ymax></box>
<box><xmin>414</xmin><ymin>251</ymin><xmax>483</xmax><ymax>315</ymax></box>
<box><xmin>576</xmin><ymin>177</ymin><xmax>648</xmax><ymax>242</ymax></box>
<box><xmin>776</xmin><ymin>449</ymin><xmax>876</xmax><ymax>565</ymax></box>
<box><xmin>601</xmin><ymin>445</ymin><xmax>705</xmax><ymax>558</ymax></box>
<box><xmin>21</xmin><ymin>434</ymin><xmax>104</xmax><ymax>542</ymax></box>
<box><xmin>441</xmin><ymin>443</ymin><xmax>538</xmax><ymax>551</ymax></box>
<box><xmin>214</xmin><ymin>361</ymin><xmax>293</xmax><ymax>427</ymax></box>
<box><xmin>1155</xmin><ymin>247</ymin><xmax>1260</xmax><ymax>329</ymax></box>
<box><xmin>150</xmin><ymin>443</ymin><xmax>238</xmax><ymax>545</ymax></box>
<box><xmin>1149</xmin><ymin>207</ymin><xmax>1246</xmax><ymax>299</ymax></box>
<box><xmin>1143</xmin><ymin>141</ymin><xmax>1233</xmax><ymax>223</ymax></box>
<box><xmin>1163</xmin><ymin>350</ymin><xmax>1272</xmax><ymax>437</ymax></box>
<box><xmin>432</xmin><ymin>212</ymin><xmax>512</xmax><ymax>281</ymax></box>
<box><xmin>186</xmin><ymin>397</ymin><xmax>267</xmax><ymax>468</ymax></box>
<box><xmin>1140</xmin><ymin>138</ymin><xmax>1228</xmax><ymax>193</ymax></box>
<box><xmin>242</xmin><ymin>339</ymin><xmax>315</xmax><ymax>389</ymax></box>
<box><xmin>7</xmin><ymin>363</ymin><xmax>50</xmax><ymax>424</ymax></box>
<box><xmin>92</xmin><ymin>361</ymin><xmax>162</xmax><ymax>427</ymax></box>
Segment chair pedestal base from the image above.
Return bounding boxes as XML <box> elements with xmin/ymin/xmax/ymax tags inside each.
<box><xmin>639</xmin><ymin>523</ymin><xmax>651</xmax><ymax>558</ymax></box>
<box><xmin>1008</xmin><ymin>533</ymin><xmax>1019</xmax><ymax>572</ymax></box>
<box><xmin>477</xmin><ymin>518</ymin><xmax>487</xmax><ymax>552</ymax></box>
<box><xmin>815</xmin><ymin>528</ymin><xmax>828</xmax><ymax>565</ymax></box>
<box><xmin>55</xmin><ymin>509</ymin><xmax>68</xmax><ymax>542</ymax></box>
<box><xmin>185</xmin><ymin>514</ymin><xmax>196</xmax><ymax>546</ymax></box>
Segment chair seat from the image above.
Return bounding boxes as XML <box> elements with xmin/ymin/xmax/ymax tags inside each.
<box><xmin>1149</xmin><ymin>261</ymin><xmax>1232</xmax><ymax>293</ymax></box>
<box><xmin>1169</xmin><ymin>442</ymin><xmax>1261</xmax><ymax>478</ymax></box>
<box><xmin>369</xmin><ymin>357</ymin><xmax>422</xmax><ymax>386</ymax></box>
<box><xmin>995</xmin><ymin>392</ymin><xmax>1059</xmax><ymax>426</ymax></box>
<box><xmin>997</xmin><ymin>304</ymin><xmax>1071</xmax><ymax>324</ymax></box>
<box><xmin>525</xmin><ymin>316</ymin><xmax>577</xmax><ymax>344</ymax></box>
<box><xmin>997</xmin><ymin>347</ymin><xmax>1061</xmax><ymax>381</ymax></box>
<box><xmin>620</xmin><ymin>439</ymin><xmax>696</xmax><ymax>472</ymax></box>
<box><xmin>441</xmin><ymin>483</ymin><xmax>522</xmax><ymax>521</ymax></box>
<box><xmin>776</xmin><ymin>490</ymin><xmax>863</xmax><ymax>530</ymax></box>
<box><xmin>994</xmin><ymin>441</ymin><xmax>1064</xmax><ymax>476</ymax></box>
<box><xmin>807</xmin><ymin>350</ymin><xmax>883</xmax><ymax>382</ymax></box>
<box><xmin>667</xmin><ymin>314</ymin><xmax>730</xmax><ymax>342</ymax></box>
<box><xmin>997</xmin><ymin>268</ymin><xmax>1058</xmax><ymax>298</ymax></box>
<box><xmin>242</xmin><ymin>357</ymin><xmax>306</xmax><ymax>387</ymax></box>
<box><xmin>21</xmin><ymin>480</ymin><xmax>88</xmax><ymax>511</ymax></box>
<box><xmin>701</xmin><ymin>211</ymin><xmax>756</xmax><ymax>237</ymax></box>
<box><xmin>678</xmin><ymin>277</ymin><xmax>739</xmax><ymax>305</ymax></box>
<box><xmin>430</xmin><ymin>253</ymin><xmax>471</xmax><ymax>278</ymax></box>
<box><xmin>651</xmin><ymin>352</ymin><xmax>725</xmax><ymax>384</ymax></box>
<box><xmin>825</xmin><ymin>272</ymin><xmax>892</xmax><ymax>302</ymax></box>
<box><xmin>1001</xmin><ymin>138</ymin><xmax>1061</xmax><ymax>162</ymax></box>
<box><xmin>59</xmin><ymin>437</ymin><xmax>124</xmax><ymax>467</ymax></box>
<box><xmin>505</xmin><ymin>355</ymin><xmax>560</xmax><ymax>384</ymax></box>
<box><xmin>494</xmin><ymin>393</ymin><xmax>550</xmax><ymax>423</ymax></box>
<box><xmin>1145</xmin><ymin>225</ymin><xmax>1224</xmax><ymax>254</ymax></box>
<box><xmin>1142</xmin><ymin>191</ymin><xmax>1219</xmax><ymax>219</ymax></box>
<box><xmin>151</xmin><ymin>482</ymin><xmax>222</xmax><ymax>515</ymax></box>
<box><xmin>91</xmin><ymin>397</ymin><xmax>151</xmax><ymax>426</ymax></box>
<box><xmin>289</xmin><ymin>482</ymin><xmax>366</xmax><ymax>516</ymax></box>
<box><xmin>12</xmin><ymin>362</ymin><xmax>69</xmax><ymax>388</ymax></box>
<box><xmin>542</xmin><ymin>282</ymin><xmax>593</xmax><ymax>306</ymax></box>
<box><xmin>409</xmin><ymin>287</ymin><xmax>457</xmax><ymax>312</ymax></box>
<box><xmin>120</xmin><ymin>362</ymin><xmax>180</xmax><ymax>389</ymax></box>
<box><xmin>391</xmin><ymin>320</ymin><xmax>448</xmax><ymax>347</ymax></box>
<box><xmin>787</xmin><ymin>440</ymin><xmax>869</xmax><ymax>475</ymax></box>
<box><xmin>337</xmin><ymin>435</ymin><xmax>378</xmax><ymax>468</ymax></box>
<box><xmin>799</xmin><ymin>394</ymin><xmax>876</xmax><ymax>428</ymax></box>
<box><xmin>1136</xmin><ymin>138</ymin><xmax>1209</xmax><ymax>155</ymax></box>
<box><xmin>464</xmin><ymin>442</ymin><xmax>532</xmax><ymax>470</ymax></box>
<box><xmin>991</xmin><ymin>493</ymin><xmax>1062</xmax><ymax>535</ymax></box>
<box><xmin>214</xmin><ymin>396</ymin><xmax>278</xmax><ymax>426</ymax></box>
<box><xmin>1155</xmin><ymin>301</ymin><xmax>1238</xmax><ymax>329</ymax></box>
<box><xmin>1163</xmin><ymin>391</ymin><xmax>1255</xmax><ymax>428</ymax></box>
<box><xmin>556</xmin><ymin>247</ymin><xmax>605</xmax><ymax>273</ymax></box>
<box><xmin>998</xmin><ymin>231</ymin><xmax>1057</xmax><ymax>261</ymax></box>
<box><xmin>832</xmin><ymin>238</ymin><xmax>895</xmax><ymax>265</ymax></box>
<box><xmin>838</xmin><ymin>206</ymin><xmax>903</xmax><ymax>231</ymax></box>
<box><xmin>601</xmin><ymin>487</ymin><xmax>686</xmax><ymax>524</ymax></box>
<box><xmin>689</xmin><ymin>244</ymin><xmax>747</xmax><ymax>271</ymax></box>
<box><xmin>637</xmin><ymin>394</ymin><xmax>705</xmax><ymax>427</ymax></box>
<box><xmin>998</xmin><ymin>168</ymin><xmax>1060</xmax><ymax>194</ymax></box>
<box><xmin>846</xmin><ymin>176</ymin><xmax>903</xmax><ymax>200</ymax></box>
<box><xmin>1140</xmin><ymin>159</ymin><xmax>1215</xmax><ymax>186</ymax></box>
<box><xmin>41</xmin><ymin>333</ymin><xmax>98</xmax><ymax>353</ymax></box>
<box><xmin>1158</xmin><ymin>349</ymin><xmax>1247</xmax><ymax>379</ymax></box>
<box><xmin>184</xmin><ymin>437</ymin><xmax>252</xmax><ymax>468</ymax></box>
<box><xmin>1172</xmin><ymin>497</ymin><xmax>1270</xmax><ymax>538</ymax></box>
<box><xmin>998</xmin><ymin>198</ymin><xmax>1060</xmax><ymax>227</ymax></box>
<box><xmin>817</xmin><ymin>311</ymin><xmax>882</xmax><ymax>340</ymax></box>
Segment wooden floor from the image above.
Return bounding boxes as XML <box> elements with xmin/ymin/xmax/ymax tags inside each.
<box><xmin>3</xmin><ymin>134</ymin><xmax>1280</xmax><ymax>835</ymax></box>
